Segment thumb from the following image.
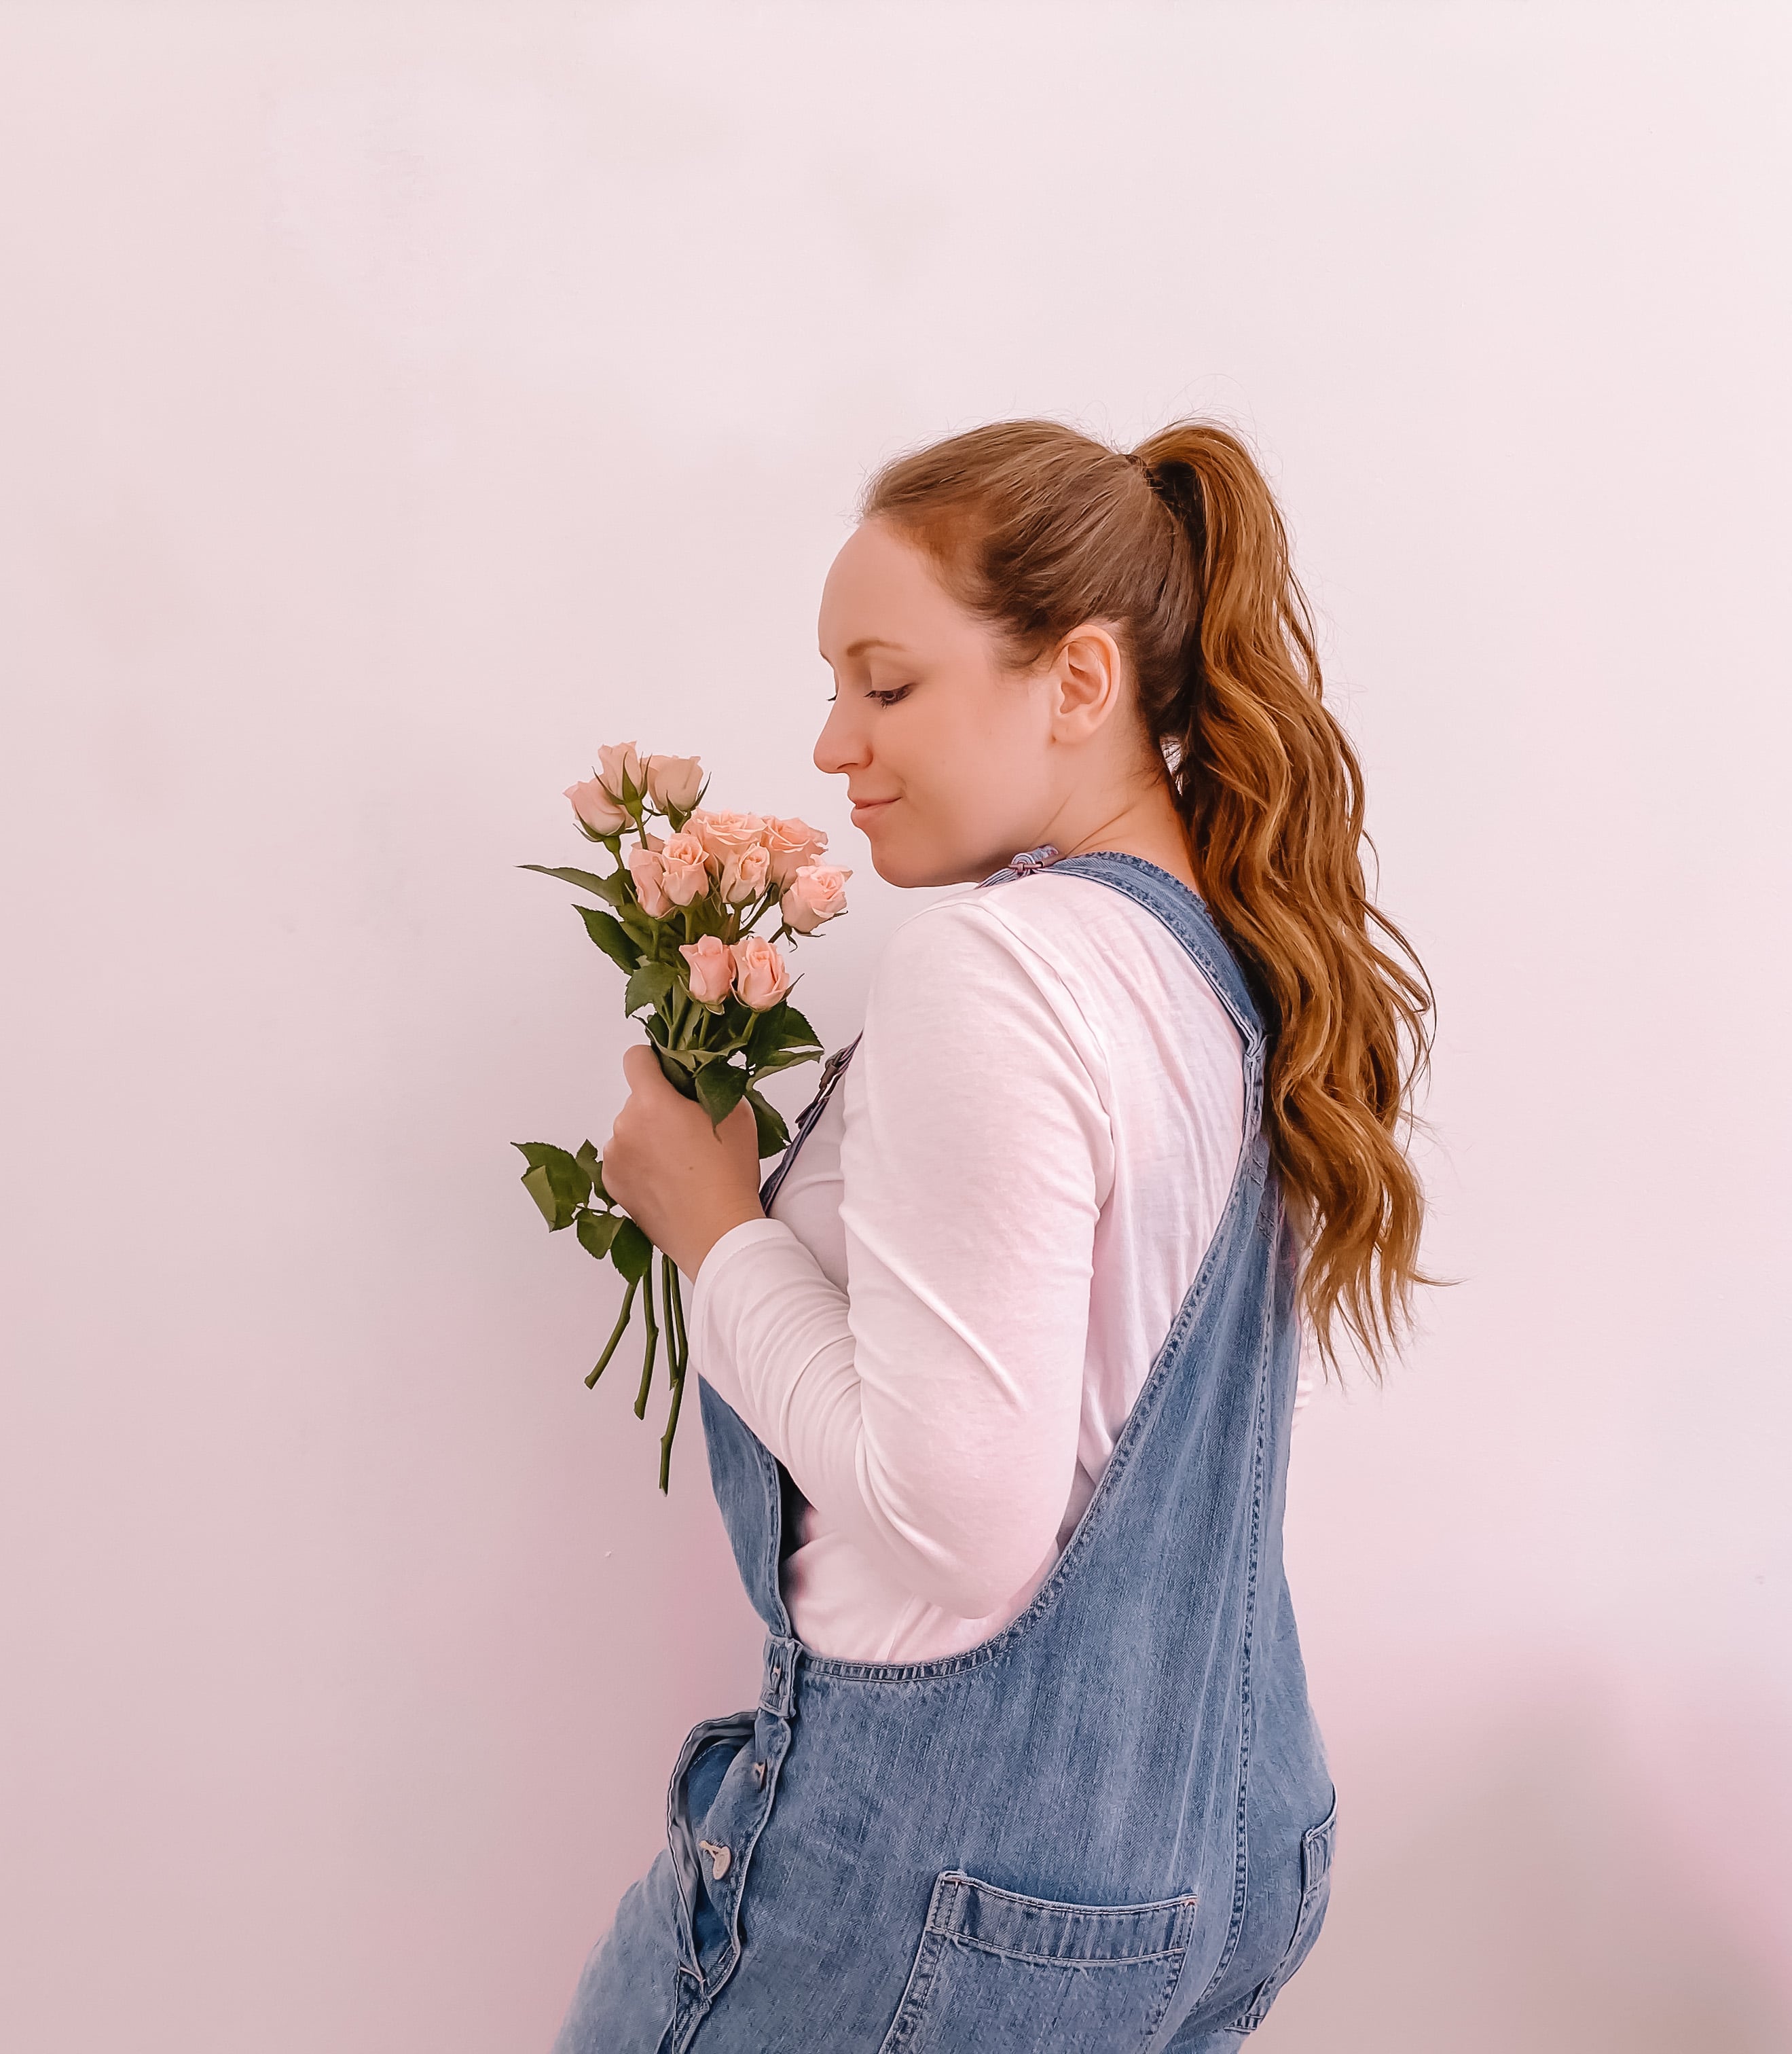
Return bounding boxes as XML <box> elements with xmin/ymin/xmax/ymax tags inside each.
<box><xmin>621</xmin><ymin>1041</ymin><xmax>675</xmax><ymax>1095</ymax></box>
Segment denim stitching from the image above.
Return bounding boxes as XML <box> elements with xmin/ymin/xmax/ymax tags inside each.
<box><xmin>1194</xmin><ymin>1277</ymin><xmax>1274</xmax><ymax>2009</ymax></box>
<box><xmin>935</xmin><ymin>1934</ymin><xmax>1192</xmax><ymax>1970</ymax></box>
<box><xmin>795</xmin><ymin>1145</ymin><xmax>1271</xmax><ymax>1687</ymax></box>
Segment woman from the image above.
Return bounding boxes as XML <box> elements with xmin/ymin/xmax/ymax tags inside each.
<box><xmin>553</xmin><ymin>420</ymin><xmax>1432</xmax><ymax>2052</ymax></box>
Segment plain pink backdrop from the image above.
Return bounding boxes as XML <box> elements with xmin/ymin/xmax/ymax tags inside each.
<box><xmin>3</xmin><ymin>5</ymin><xmax>1789</xmax><ymax>2050</ymax></box>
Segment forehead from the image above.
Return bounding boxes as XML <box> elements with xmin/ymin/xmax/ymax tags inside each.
<box><xmin>818</xmin><ymin>518</ymin><xmax>968</xmax><ymax>656</ymax></box>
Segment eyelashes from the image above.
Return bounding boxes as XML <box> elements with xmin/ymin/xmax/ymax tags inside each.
<box><xmin>824</xmin><ymin>685</ymin><xmax>915</xmax><ymax>707</ymax></box>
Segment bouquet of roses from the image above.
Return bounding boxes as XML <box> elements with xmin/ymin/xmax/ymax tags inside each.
<box><xmin>513</xmin><ymin>742</ymin><xmax>850</xmax><ymax>1490</ymax></box>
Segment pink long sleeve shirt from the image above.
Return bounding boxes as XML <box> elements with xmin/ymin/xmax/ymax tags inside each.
<box><xmin>688</xmin><ymin>871</ymin><xmax>1300</xmax><ymax>1664</ymax></box>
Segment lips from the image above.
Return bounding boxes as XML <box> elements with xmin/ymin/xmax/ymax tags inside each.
<box><xmin>849</xmin><ymin>795</ymin><xmax>898</xmax><ymax>820</ymax></box>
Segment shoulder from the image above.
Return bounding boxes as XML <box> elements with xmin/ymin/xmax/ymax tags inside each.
<box><xmin>879</xmin><ymin>871</ymin><xmax>1214</xmax><ymax>1006</ymax></box>
<box><xmin>862</xmin><ymin>886</ymin><xmax>1106</xmax><ymax>1073</ymax></box>
<box><xmin>871</xmin><ymin>882</ymin><xmax>1116</xmax><ymax>1017</ymax></box>
<box><xmin>871</xmin><ymin>871</ymin><xmax>1243</xmax><ymax>1076</ymax></box>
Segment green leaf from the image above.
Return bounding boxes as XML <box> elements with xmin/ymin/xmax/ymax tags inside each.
<box><xmin>744</xmin><ymin>1007</ymin><xmax>784</xmax><ymax>1066</ymax></box>
<box><xmin>515</xmin><ymin>1142</ymin><xmax>592</xmax><ymax>1229</ymax></box>
<box><xmin>744</xmin><ymin>1085</ymin><xmax>790</xmax><ymax>1159</ymax></box>
<box><xmin>776</xmin><ymin>1005</ymin><xmax>822</xmax><ymax>1051</ymax></box>
<box><xmin>520</xmin><ymin>1163</ymin><xmax>557</xmax><ymax>1225</ymax></box>
<box><xmin>653</xmin><ymin>1046</ymin><xmax>699</xmax><ymax>1099</ymax></box>
<box><xmin>695</xmin><ymin>1059</ymin><xmax>748</xmax><ymax>1127</ymax></box>
<box><xmin>575</xmin><ymin>1208</ymin><xmax>622</xmax><ymax>1260</ymax></box>
<box><xmin>746</xmin><ymin>1043</ymin><xmax>822</xmax><ymax>1079</ymax></box>
<box><xmin>577</xmin><ymin>904</ymin><xmax>639</xmax><ymax>971</ymax></box>
<box><xmin>617</xmin><ymin>904</ymin><xmax>659</xmax><ymax>949</ymax></box>
<box><xmin>745</xmin><ymin>1002</ymin><xmax>820</xmax><ymax>1068</ymax></box>
<box><xmin>610</xmin><ymin>1217</ymin><xmax>654</xmax><ymax>1283</ymax></box>
<box><xmin>623</xmin><ymin>961</ymin><xmax>676</xmax><ymax>1016</ymax></box>
<box><xmin>574</xmin><ymin>1140</ymin><xmax>606</xmax><ymax>1202</ymax></box>
<box><xmin>519</xmin><ymin>863</ymin><xmax>627</xmax><ymax>905</ymax></box>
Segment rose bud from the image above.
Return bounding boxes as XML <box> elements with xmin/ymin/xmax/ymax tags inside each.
<box><xmin>729</xmin><ymin>935</ymin><xmax>792</xmax><ymax>1011</ymax></box>
<box><xmin>595</xmin><ymin>741</ymin><xmax>645</xmax><ymax>800</ymax></box>
<box><xmin>659</xmin><ymin>829</ymin><xmax>714</xmax><ymax>907</ymax></box>
<box><xmin>644</xmin><ymin>753</ymin><xmax>704</xmax><ymax>812</ymax></box>
<box><xmin>627</xmin><ymin>846</ymin><xmax>674</xmax><ymax>919</ymax></box>
<box><xmin>782</xmin><ymin>863</ymin><xmax>852</xmax><ymax>933</ymax></box>
<box><xmin>566</xmin><ymin>775</ymin><xmax>628</xmax><ymax>837</ymax></box>
<box><xmin>680</xmin><ymin>934</ymin><xmax>736</xmax><ymax>1005</ymax></box>
<box><xmin>720</xmin><ymin>843</ymin><xmax>771</xmax><ymax>905</ymax></box>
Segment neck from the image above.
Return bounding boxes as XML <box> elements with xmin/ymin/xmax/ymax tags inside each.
<box><xmin>1044</xmin><ymin>778</ymin><xmax>1199</xmax><ymax>893</ymax></box>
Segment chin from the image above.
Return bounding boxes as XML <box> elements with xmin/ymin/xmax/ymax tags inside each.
<box><xmin>865</xmin><ymin>837</ymin><xmax>985</xmax><ymax>890</ymax></box>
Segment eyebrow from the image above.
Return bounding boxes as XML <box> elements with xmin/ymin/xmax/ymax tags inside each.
<box><xmin>820</xmin><ymin>636</ymin><xmax>912</xmax><ymax>662</ymax></box>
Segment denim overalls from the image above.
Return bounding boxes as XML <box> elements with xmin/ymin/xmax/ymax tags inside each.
<box><xmin>552</xmin><ymin>850</ymin><xmax>1336</xmax><ymax>2053</ymax></box>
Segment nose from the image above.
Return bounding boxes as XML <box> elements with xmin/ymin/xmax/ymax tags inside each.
<box><xmin>813</xmin><ymin>695</ymin><xmax>868</xmax><ymax>779</ymax></box>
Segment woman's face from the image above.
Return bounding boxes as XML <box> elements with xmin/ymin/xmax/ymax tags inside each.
<box><xmin>814</xmin><ymin>518</ymin><xmax>1069</xmax><ymax>888</ymax></box>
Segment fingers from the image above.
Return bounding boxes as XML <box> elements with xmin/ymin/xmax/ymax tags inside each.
<box><xmin>621</xmin><ymin>1041</ymin><xmax>670</xmax><ymax>1093</ymax></box>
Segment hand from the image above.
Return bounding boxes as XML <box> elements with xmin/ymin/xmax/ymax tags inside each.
<box><xmin>598</xmin><ymin>1043</ymin><xmax>765</xmax><ymax>1280</ymax></box>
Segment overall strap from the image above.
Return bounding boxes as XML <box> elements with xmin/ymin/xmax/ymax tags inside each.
<box><xmin>757</xmin><ymin>1034</ymin><xmax>861</xmax><ymax>1212</ymax></box>
<box><xmin>759</xmin><ymin>842</ymin><xmax>1271</xmax><ymax>1202</ymax></box>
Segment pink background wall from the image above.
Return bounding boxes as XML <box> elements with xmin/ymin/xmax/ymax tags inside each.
<box><xmin>4</xmin><ymin>5</ymin><xmax>1789</xmax><ymax>2049</ymax></box>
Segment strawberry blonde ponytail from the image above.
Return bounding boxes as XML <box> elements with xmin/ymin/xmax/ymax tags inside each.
<box><xmin>865</xmin><ymin>418</ymin><xmax>1435</xmax><ymax>1371</ymax></box>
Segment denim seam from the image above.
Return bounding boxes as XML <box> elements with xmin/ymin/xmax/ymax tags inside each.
<box><xmin>877</xmin><ymin>1917</ymin><xmax>951</xmax><ymax>2052</ymax></box>
<box><xmin>934</xmin><ymin>1934</ymin><xmax>1192</xmax><ymax>1969</ymax></box>
<box><xmin>1192</xmin><ymin>1283</ymin><xmax>1273</xmax><ymax>2009</ymax></box>
<box><xmin>794</xmin><ymin>1146</ymin><xmax>1268</xmax><ymax>1689</ymax></box>
<box><xmin>934</xmin><ymin>1879</ymin><xmax>1201</xmax><ymax>1922</ymax></box>
<box><xmin>766</xmin><ymin>849</ymin><xmax>1272</xmax><ymax>1687</ymax></box>
<box><xmin>1034</xmin><ymin>855</ymin><xmax>1268</xmax><ymax>1134</ymax></box>
<box><xmin>751</xmin><ymin>1441</ymin><xmax>792</xmax><ymax>1644</ymax></box>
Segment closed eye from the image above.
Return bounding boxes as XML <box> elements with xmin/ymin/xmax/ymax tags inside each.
<box><xmin>824</xmin><ymin>684</ymin><xmax>915</xmax><ymax>707</ymax></box>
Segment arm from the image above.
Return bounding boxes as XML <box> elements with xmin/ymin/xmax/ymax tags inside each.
<box><xmin>689</xmin><ymin>899</ymin><xmax>1112</xmax><ymax>1619</ymax></box>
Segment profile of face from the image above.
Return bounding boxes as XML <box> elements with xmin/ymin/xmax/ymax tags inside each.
<box><xmin>814</xmin><ymin>518</ymin><xmax>1137</xmax><ymax>888</ymax></box>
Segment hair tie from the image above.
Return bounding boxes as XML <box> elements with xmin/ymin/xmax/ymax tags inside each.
<box><xmin>1125</xmin><ymin>449</ymin><xmax>1171</xmax><ymax>506</ymax></box>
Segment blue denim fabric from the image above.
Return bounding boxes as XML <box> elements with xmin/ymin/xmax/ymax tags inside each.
<box><xmin>552</xmin><ymin>851</ymin><xmax>1335</xmax><ymax>2052</ymax></box>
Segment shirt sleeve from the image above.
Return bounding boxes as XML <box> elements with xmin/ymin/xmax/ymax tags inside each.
<box><xmin>687</xmin><ymin>895</ymin><xmax>1112</xmax><ymax>1620</ymax></box>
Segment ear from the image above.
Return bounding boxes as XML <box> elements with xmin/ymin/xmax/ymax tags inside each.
<box><xmin>1048</xmin><ymin>622</ymin><xmax>1126</xmax><ymax>742</ymax></box>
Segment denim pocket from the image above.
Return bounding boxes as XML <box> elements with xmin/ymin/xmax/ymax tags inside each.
<box><xmin>1231</xmin><ymin>1789</ymin><xmax>1336</xmax><ymax>2031</ymax></box>
<box><xmin>877</xmin><ymin>1869</ymin><xmax>1199</xmax><ymax>2054</ymax></box>
<box><xmin>664</xmin><ymin>1712</ymin><xmax>757</xmax><ymax>1975</ymax></box>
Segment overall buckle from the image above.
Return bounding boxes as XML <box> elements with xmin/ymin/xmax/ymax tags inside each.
<box><xmin>760</xmin><ymin>1634</ymin><xmax>800</xmax><ymax>1719</ymax></box>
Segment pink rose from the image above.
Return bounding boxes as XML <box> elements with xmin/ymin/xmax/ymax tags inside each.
<box><xmin>659</xmin><ymin>829</ymin><xmax>713</xmax><ymax>907</ymax></box>
<box><xmin>729</xmin><ymin>935</ymin><xmax>792</xmax><ymax>1011</ymax></box>
<box><xmin>691</xmin><ymin>808</ymin><xmax>769</xmax><ymax>866</ymax></box>
<box><xmin>627</xmin><ymin>846</ymin><xmax>674</xmax><ymax>918</ymax></box>
<box><xmin>782</xmin><ymin>863</ymin><xmax>852</xmax><ymax>933</ymax></box>
<box><xmin>565</xmin><ymin>775</ymin><xmax>627</xmax><ymax>837</ymax></box>
<box><xmin>763</xmin><ymin>814</ymin><xmax>829</xmax><ymax>886</ymax></box>
<box><xmin>720</xmin><ymin>843</ymin><xmax>771</xmax><ymax>905</ymax></box>
<box><xmin>644</xmin><ymin>753</ymin><xmax>705</xmax><ymax>812</ymax></box>
<box><xmin>680</xmin><ymin>934</ymin><xmax>735</xmax><ymax>1005</ymax></box>
<box><xmin>596</xmin><ymin>741</ymin><xmax>644</xmax><ymax>801</ymax></box>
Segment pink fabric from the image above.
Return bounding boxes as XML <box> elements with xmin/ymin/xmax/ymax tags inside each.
<box><xmin>689</xmin><ymin>873</ymin><xmax>1296</xmax><ymax>1663</ymax></box>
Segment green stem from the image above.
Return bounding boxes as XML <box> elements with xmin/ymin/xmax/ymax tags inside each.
<box><xmin>668</xmin><ymin>1263</ymin><xmax>689</xmax><ymax>1373</ymax></box>
<box><xmin>657</xmin><ymin>1261</ymin><xmax>690</xmax><ymax>1493</ymax></box>
<box><xmin>658</xmin><ymin>1363</ymin><xmax>685</xmax><ymax>1494</ymax></box>
<box><xmin>658</xmin><ymin>1252</ymin><xmax>678</xmax><ymax>1371</ymax></box>
<box><xmin>586</xmin><ymin>1277</ymin><xmax>639</xmax><ymax>1387</ymax></box>
<box><xmin>634</xmin><ymin>1265</ymin><xmax>660</xmax><ymax>1418</ymax></box>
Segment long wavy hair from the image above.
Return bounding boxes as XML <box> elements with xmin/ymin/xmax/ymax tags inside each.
<box><xmin>864</xmin><ymin>418</ymin><xmax>1435</xmax><ymax>1373</ymax></box>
